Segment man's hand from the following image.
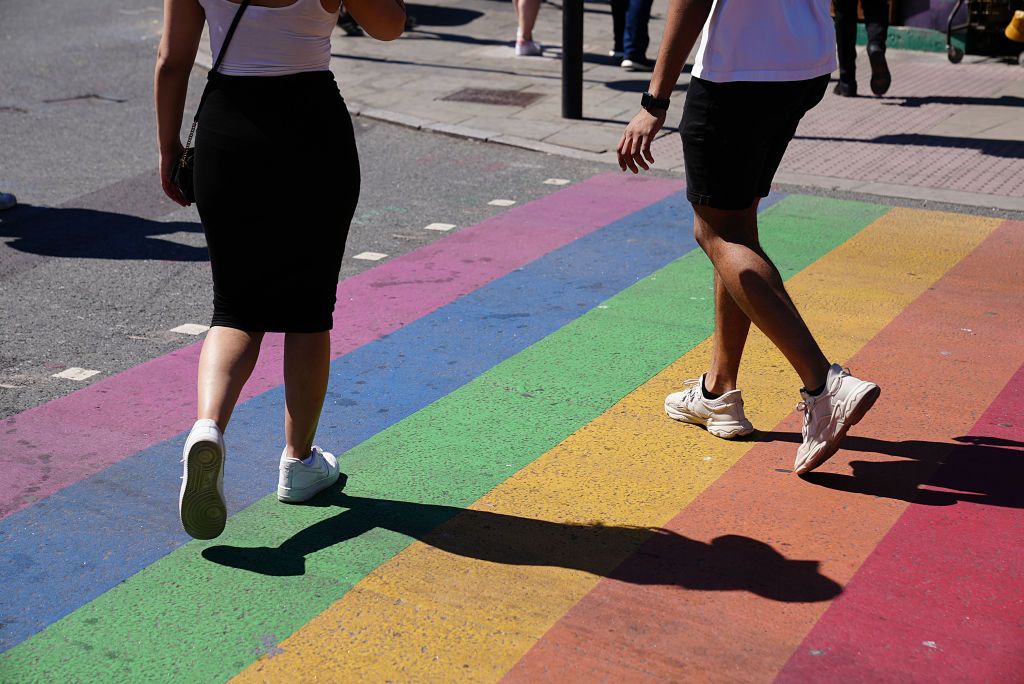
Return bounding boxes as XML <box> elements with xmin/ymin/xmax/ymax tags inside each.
<box><xmin>617</xmin><ymin>108</ymin><xmax>666</xmax><ymax>174</ymax></box>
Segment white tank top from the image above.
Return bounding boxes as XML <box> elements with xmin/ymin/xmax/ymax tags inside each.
<box><xmin>199</xmin><ymin>0</ymin><xmax>339</xmax><ymax>76</ymax></box>
<box><xmin>692</xmin><ymin>0</ymin><xmax>837</xmax><ymax>83</ymax></box>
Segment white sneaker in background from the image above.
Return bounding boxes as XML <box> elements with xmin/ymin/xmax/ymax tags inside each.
<box><xmin>278</xmin><ymin>446</ymin><xmax>340</xmax><ymax>503</ymax></box>
<box><xmin>620</xmin><ymin>57</ymin><xmax>655</xmax><ymax>72</ymax></box>
<box><xmin>665</xmin><ymin>375</ymin><xmax>755</xmax><ymax>439</ymax></box>
<box><xmin>515</xmin><ymin>39</ymin><xmax>543</xmax><ymax>57</ymax></box>
<box><xmin>178</xmin><ymin>419</ymin><xmax>227</xmax><ymax>540</ymax></box>
<box><xmin>794</xmin><ymin>364</ymin><xmax>880</xmax><ymax>475</ymax></box>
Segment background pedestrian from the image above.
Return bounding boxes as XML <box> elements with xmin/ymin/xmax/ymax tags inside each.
<box><xmin>513</xmin><ymin>0</ymin><xmax>543</xmax><ymax>55</ymax></box>
<box><xmin>611</xmin><ymin>0</ymin><xmax>656</xmax><ymax>71</ymax></box>
<box><xmin>834</xmin><ymin>0</ymin><xmax>891</xmax><ymax>96</ymax></box>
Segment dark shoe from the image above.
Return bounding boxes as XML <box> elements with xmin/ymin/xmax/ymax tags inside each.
<box><xmin>833</xmin><ymin>80</ymin><xmax>857</xmax><ymax>97</ymax></box>
<box><xmin>337</xmin><ymin>11</ymin><xmax>364</xmax><ymax>36</ymax></box>
<box><xmin>867</xmin><ymin>44</ymin><xmax>891</xmax><ymax>96</ymax></box>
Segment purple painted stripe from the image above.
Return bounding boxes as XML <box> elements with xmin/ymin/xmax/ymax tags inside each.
<box><xmin>0</xmin><ymin>173</ymin><xmax>681</xmax><ymax>519</ymax></box>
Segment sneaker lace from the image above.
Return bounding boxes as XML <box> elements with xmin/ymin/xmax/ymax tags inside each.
<box><xmin>795</xmin><ymin>367</ymin><xmax>851</xmax><ymax>434</ymax></box>
<box><xmin>681</xmin><ymin>378</ymin><xmax>702</xmax><ymax>402</ymax></box>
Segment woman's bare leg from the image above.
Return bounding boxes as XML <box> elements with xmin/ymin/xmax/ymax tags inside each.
<box><xmin>197</xmin><ymin>326</ymin><xmax>264</xmax><ymax>429</ymax></box>
<box><xmin>283</xmin><ymin>331</ymin><xmax>331</xmax><ymax>460</ymax></box>
<box><xmin>514</xmin><ymin>0</ymin><xmax>540</xmax><ymax>41</ymax></box>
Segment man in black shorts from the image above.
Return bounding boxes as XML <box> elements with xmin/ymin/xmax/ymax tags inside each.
<box><xmin>617</xmin><ymin>0</ymin><xmax>881</xmax><ymax>475</ymax></box>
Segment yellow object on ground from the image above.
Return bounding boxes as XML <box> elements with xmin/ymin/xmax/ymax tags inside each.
<box><xmin>1006</xmin><ymin>10</ymin><xmax>1024</xmax><ymax>42</ymax></box>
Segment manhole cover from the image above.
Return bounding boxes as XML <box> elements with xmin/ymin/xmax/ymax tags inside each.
<box><xmin>440</xmin><ymin>88</ymin><xmax>543</xmax><ymax>107</ymax></box>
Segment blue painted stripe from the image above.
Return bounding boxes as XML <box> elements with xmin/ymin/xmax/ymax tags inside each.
<box><xmin>0</xmin><ymin>191</ymin><xmax>786</xmax><ymax>651</ymax></box>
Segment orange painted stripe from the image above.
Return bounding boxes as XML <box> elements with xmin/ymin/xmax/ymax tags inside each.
<box><xmin>504</xmin><ymin>219</ymin><xmax>1024</xmax><ymax>682</ymax></box>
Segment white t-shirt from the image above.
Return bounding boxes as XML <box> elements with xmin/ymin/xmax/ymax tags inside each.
<box><xmin>692</xmin><ymin>0</ymin><xmax>837</xmax><ymax>83</ymax></box>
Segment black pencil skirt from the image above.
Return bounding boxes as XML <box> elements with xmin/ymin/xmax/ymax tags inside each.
<box><xmin>193</xmin><ymin>70</ymin><xmax>359</xmax><ymax>333</ymax></box>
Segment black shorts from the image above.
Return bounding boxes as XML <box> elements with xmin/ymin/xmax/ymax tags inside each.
<box><xmin>680</xmin><ymin>74</ymin><xmax>829</xmax><ymax>210</ymax></box>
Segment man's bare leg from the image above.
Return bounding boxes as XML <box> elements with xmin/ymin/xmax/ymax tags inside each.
<box><xmin>693</xmin><ymin>201</ymin><xmax>830</xmax><ymax>392</ymax></box>
<box><xmin>706</xmin><ymin>259</ymin><xmax>751</xmax><ymax>396</ymax></box>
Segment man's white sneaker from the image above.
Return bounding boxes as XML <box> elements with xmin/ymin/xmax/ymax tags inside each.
<box><xmin>794</xmin><ymin>364</ymin><xmax>880</xmax><ymax>475</ymax></box>
<box><xmin>278</xmin><ymin>446</ymin><xmax>340</xmax><ymax>503</ymax></box>
<box><xmin>179</xmin><ymin>419</ymin><xmax>227</xmax><ymax>540</ymax></box>
<box><xmin>665</xmin><ymin>376</ymin><xmax>754</xmax><ymax>439</ymax></box>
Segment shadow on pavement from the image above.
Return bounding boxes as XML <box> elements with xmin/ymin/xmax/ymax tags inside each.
<box><xmin>604</xmin><ymin>79</ymin><xmax>689</xmax><ymax>93</ymax></box>
<box><xmin>880</xmin><ymin>94</ymin><xmax>1024</xmax><ymax>108</ymax></box>
<box><xmin>0</xmin><ymin>204</ymin><xmax>207</xmax><ymax>261</ymax></box>
<box><xmin>403</xmin><ymin>3</ymin><xmax>483</xmax><ymax>26</ymax></box>
<box><xmin>204</xmin><ymin>486</ymin><xmax>842</xmax><ymax>602</ymax></box>
<box><xmin>754</xmin><ymin>432</ymin><xmax>1024</xmax><ymax>508</ymax></box>
<box><xmin>793</xmin><ymin>133</ymin><xmax>1024</xmax><ymax>159</ymax></box>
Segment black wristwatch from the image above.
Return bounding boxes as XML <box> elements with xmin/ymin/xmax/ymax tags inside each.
<box><xmin>641</xmin><ymin>91</ymin><xmax>671</xmax><ymax>114</ymax></box>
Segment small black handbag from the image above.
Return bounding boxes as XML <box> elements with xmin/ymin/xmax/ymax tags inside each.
<box><xmin>171</xmin><ymin>0</ymin><xmax>252</xmax><ymax>203</ymax></box>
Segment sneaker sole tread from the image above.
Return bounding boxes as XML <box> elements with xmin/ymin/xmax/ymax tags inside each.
<box><xmin>179</xmin><ymin>441</ymin><xmax>226</xmax><ymax>540</ymax></box>
<box><xmin>665</xmin><ymin>405</ymin><xmax>754</xmax><ymax>440</ymax></box>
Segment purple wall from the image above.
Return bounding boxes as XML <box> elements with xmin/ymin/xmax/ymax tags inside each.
<box><xmin>900</xmin><ymin>0</ymin><xmax>967</xmax><ymax>30</ymax></box>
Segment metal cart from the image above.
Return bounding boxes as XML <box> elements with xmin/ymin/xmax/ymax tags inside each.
<box><xmin>946</xmin><ymin>0</ymin><xmax>1024</xmax><ymax>63</ymax></box>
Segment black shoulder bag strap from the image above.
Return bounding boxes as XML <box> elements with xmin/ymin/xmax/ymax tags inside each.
<box><xmin>182</xmin><ymin>0</ymin><xmax>253</xmax><ymax>151</ymax></box>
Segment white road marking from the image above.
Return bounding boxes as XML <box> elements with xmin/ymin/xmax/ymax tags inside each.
<box><xmin>0</xmin><ymin>383</ymin><xmax>24</xmax><ymax>389</ymax></box>
<box><xmin>170</xmin><ymin>323</ymin><xmax>210</xmax><ymax>335</ymax></box>
<box><xmin>488</xmin><ymin>199</ymin><xmax>516</xmax><ymax>207</ymax></box>
<box><xmin>151</xmin><ymin>231</ymin><xmax>206</xmax><ymax>247</ymax></box>
<box><xmin>52</xmin><ymin>367</ymin><xmax>100</xmax><ymax>381</ymax></box>
<box><xmin>543</xmin><ymin>178</ymin><xmax>571</xmax><ymax>185</ymax></box>
<box><xmin>353</xmin><ymin>251</ymin><xmax>388</xmax><ymax>261</ymax></box>
<box><xmin>424</xmin><ymin>223</ymin><xmax>456</xmax><ymax>232</ymax></box>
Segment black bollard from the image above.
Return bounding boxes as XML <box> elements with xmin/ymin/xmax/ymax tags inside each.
<box><xmin>562</xmin><ymin>0</ymin><xmax>583</xmax><ymax>119</ymax></box>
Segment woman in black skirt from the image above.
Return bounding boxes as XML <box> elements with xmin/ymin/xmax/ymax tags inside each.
<box><xmin>155</xmin><ymin>0</ymin><xmax>405</xmax><ymax>540</ymax></box>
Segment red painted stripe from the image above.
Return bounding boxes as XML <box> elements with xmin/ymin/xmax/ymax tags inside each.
<box><xmin>0</xmin><ymin>174</ymin><xmax>680</xmax><ymax>520</ymax></box>
<box><xmin>504</xmin><ymin>219</ymin><xmax>1024</xmax><ymax>682</ymax></box>
<box><xmin>777</xmin><ymin>363</ymin><xmax>1024</xmax><ymax>682</ymax></box>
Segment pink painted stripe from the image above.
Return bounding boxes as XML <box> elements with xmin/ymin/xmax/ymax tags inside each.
<box><xmin>777</xmin><ymin>364</ymin><xmax>1024</xmax><ymax>683</ymax></box>
<box><xmin>0</xmin><ymin>173</ymin><xmax>681</xmax><ymax>520</ymax></box>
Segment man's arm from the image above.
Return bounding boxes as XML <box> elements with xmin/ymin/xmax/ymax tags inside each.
<box><xmin>617</xmin><ymin>0</ymin><xmax>713</xmax><ymax>174</ymax></box>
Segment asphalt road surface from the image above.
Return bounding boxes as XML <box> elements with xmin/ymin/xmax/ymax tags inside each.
<box><xmin>0</xmin><ymin>0</ymin><xmax>612</xmax><ymax>417</ymax></box>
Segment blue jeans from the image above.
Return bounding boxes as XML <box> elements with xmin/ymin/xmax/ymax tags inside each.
<box><xmin>623</xmin><ymin>0</ymin><xmax>654</xmax><ymax>60</ymax></box>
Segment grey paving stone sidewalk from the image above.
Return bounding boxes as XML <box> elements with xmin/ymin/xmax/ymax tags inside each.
<box><xmin>199</xmin><ymin>0</ymin><xmax>1024</xmax><ymax>209</ymax></box>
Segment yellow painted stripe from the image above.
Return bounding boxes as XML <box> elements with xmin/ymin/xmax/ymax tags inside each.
<box><xmin>234</xmin><ymin>208</ymin><xmax>998</xmax><ymax>683</ymax></box>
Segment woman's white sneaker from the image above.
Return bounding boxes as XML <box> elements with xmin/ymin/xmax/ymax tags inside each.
<box><xmin>664</xmin><ymin>375</ymin><xmax>754</xmax><ymax>439</ymax></box>
<box><xmin>278</xmin><ymin>446</ymin><xmax>340</xmax><ymax>503</ymax></box>
<box><xmin>794</xmin><ymin>364</ymin><xmax>880</xmax><ymax>475</ymax></box>
<box><xmin>179</xmin><ymin>419</ymin><xmax>227</xmax><ymax>540</ymax></box>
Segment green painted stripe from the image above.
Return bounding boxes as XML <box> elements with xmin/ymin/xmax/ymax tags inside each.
<box><xmin>856</xmin><ymin>24</ymin><xmax>965</xmax><ymax>53</ymax></box>
<box><xmin>0</xmin><ymin>196</ymin><xmax>888</xmax><ymax>683</ymax></box>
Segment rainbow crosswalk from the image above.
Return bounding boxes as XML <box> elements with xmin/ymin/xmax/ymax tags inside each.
<box><xmin>1</xmin><ymin>174</ymin><xmax>1021</xmax><ymax>682</ymax></box>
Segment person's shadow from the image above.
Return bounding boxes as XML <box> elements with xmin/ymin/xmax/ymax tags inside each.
<box><xmin>0</xmin><ymin>204</ymin><xmax>207</xmax><ymax>261</ymax></box>
<box><xmin>755</xmin><ymin>432</ymin><xmax>1024</xmax><ymax>508</ymax></box>
<box><xmin>204</xmin><ymin>485</ymin><xmax>842</xmax><ymax>603</ymax></box>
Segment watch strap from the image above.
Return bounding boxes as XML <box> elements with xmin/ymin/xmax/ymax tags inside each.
<box><xmin>641</xmin><ymin>91</ymin><xmax>671</xmax><ymax>112</ymax></box>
